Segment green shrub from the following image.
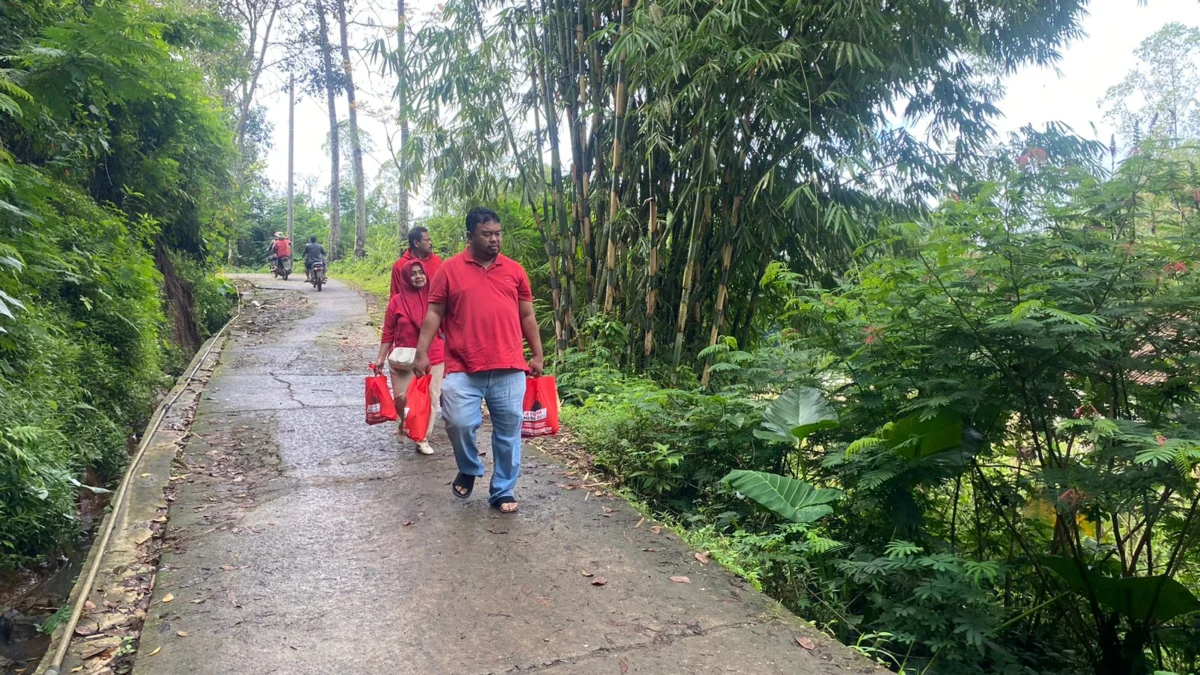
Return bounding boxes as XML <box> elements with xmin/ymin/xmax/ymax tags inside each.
<box><xmin>0</xmin><ymin>171</ymin><xmax>167</xmax><ymax>566</ymax></box>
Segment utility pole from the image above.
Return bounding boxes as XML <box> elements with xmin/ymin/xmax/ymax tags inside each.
<box><xmin>287</xmin><ymin>73</ymin><xmax>295</xmax><ymax>242</ymax></box>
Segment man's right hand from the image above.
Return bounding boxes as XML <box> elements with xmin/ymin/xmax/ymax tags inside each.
<box><xmin>412</xmin><ymin>351</ymin><xmax>430</xmax><ymax>378</ymax></box>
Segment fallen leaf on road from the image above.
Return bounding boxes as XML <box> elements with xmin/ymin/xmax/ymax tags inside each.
<box><xmin>620</xmin><ymin>660</ymin><xmax>629</xmax><ymax>674</ymax></box>
<box><xmin>695</xmin><ymin>552</ymin><xmax>710</xmax><ymax>565</ymax></box>
<box><xmin>176</xmin><ymin>631</ymin><xmax>189</xmax><ymax>638</ymax></box>
<box><xmin>795</xmin><ymin>636</ymin><xmax>816</xmax><ymax>650</ymax></box>
<box><xmin>403</xmin><ymin>521</ymin><xmax>414</xmax><ymax>527</ymax></box>
<box><xmin>650</xmin><ymin>526</ymin><xmax>662</xmax><ymax>534</ymax></box>
<box><xmin>591</xmin><ymin>577</ymin><xmax>608</xmax><ymax>586</ymax></box>
<box><xmin>580</xmin><ymin>570</ymin><xmax>594</xmax><ymax>577</ymax></box>
<box><xmin>487</xmin><ymin>527</ymin><xmax>508</xmax><ymax>535</ymax></box>
<box><xmin>670</xmin><ymin>576</ymin><xmax>691</xmax><ymax>583</ymax></box>
<box><xmin>634</xmin><ymin>518</ymin><xmax>644</xmax><ymax>528</ymax></box>
<box><xmin>148</xmin><ymin>647</ymin><xmax>162</xmax><ymax>656</ymax></box>
<box><xmin>641</xmin><ymin>548</ymin><xmax>660</xmax><ymax>552</ymax></box>
<box><xmin>602</xmin><ymin>507</ymin><xmax>613</xmax><ymax>514</ymax></box>
<box><xmin>71</xmin><ymin>666</ymin><xmax>83</xmax><ymax>673</ymax></box>
<box><xmin>220</xmin><ymin>565</ymin><xmax>234</xmax><ymax>571</ymax></box>
<box><xmin>161</xmin><ymin>593</ymin><xmax>174</xmax><ymax>604</ymax></box>
<box><xmin>140</xmin><ymin>473</ymin><xmax>151</xmax><ymax>478</ymax></box>
<box><xmin>190</xmin><ymin>598</ymin><xmax>206</xmax><ymax>605</ymax></box>
<box><xmin>84</xmin><ymin>600</ymin><xmax>96</xmax><ymax>613</ymax></box>
<box><xmin>78</xmin><ymin>639</ymin><xmax>119</xmax><ymax>660</ymax></box>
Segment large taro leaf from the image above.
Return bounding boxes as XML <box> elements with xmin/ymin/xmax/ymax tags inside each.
<box><xmin>722</xmin><ymin>470</ymin><xmax>842</xmax><ymax>524</ymax></box>
<box><xmin>1041</xmin><ymin>556</ymin><xmax>1200</xmax><ymax>622</ymax></box>
<box><xmin>755</xmin><ymin>387</ymin><xmax>839</xmax><ymax>444</ymax></box>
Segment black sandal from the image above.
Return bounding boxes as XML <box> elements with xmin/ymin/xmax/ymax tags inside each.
<box><xmin>492</xmin><ymin>495</ymin><xmax>519</xmax><ymax>514</ymax></box>
<box><xmin>452</xmin><ymin>473</ymin><xmax>475</xmax><ymax>499</ymax></box>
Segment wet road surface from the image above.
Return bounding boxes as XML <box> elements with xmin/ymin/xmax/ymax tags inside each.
<box><xmin>133</xmin><ymin>275</ymin><xmax>877</xmax><ymax>675</ymax></box>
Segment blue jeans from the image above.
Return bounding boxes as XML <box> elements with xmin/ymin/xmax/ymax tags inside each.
<box><xmin>441</xmin><ymin>370</ymin><xmax>526</xmax><ymax>504</ymax></box>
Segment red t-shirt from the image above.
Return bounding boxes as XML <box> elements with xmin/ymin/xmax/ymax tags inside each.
<box><xmin>427</xmin><ymin>250</ymin><xmax>533</xmax><ymax>374</ymax></box>
<box><xmin>390</xmin><ymin>250</ymin><xmax>442</xmax><ymax>298</ymax></box>
<box><xmin>381</xmin><ymin>293</ymin><xmax>444</xmax><ymax>365</ymax></box>
<box><xmin>272</xmin><ymin>239</ymin><xmax>292</xmax><ymax>257</ymax></box>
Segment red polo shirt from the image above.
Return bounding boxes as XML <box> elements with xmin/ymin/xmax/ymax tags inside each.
<box><xmin>427</xmin><ymin>250</ymin><xmax>532</xmax><ymax>374</ymax></box>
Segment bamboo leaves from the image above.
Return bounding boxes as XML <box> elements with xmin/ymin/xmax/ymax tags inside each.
<box><xmin>399</xmin><ymin>0</ymin><xmax>1090</xmax><ymax>373</ymax></box>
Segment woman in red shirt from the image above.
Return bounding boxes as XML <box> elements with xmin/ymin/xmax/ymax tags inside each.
<box><xmin>373</xmin><ymin>259</ymin><xmax>444</xmax><ymax>454</ymax></box>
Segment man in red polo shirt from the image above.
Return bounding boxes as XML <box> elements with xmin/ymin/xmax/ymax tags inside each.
<box><xmin>389</xmin><ymin>226</ymin><xmax>442</xmax><ymax>298</ymax></box>
<box><xmin>413</xmin><ymin>208</ymin><xmax>543</xmax><ymax>514</ymax></box>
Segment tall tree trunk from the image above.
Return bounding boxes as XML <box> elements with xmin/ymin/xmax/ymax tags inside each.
<box><xmin>396</xmin><ymin>0</ymin><xmax>410</xmax><ymax>254</ymax></box>
<box><xmin>601</xmin><ymin>0</ymin><xmax>630</xmax><ymax>313</ymax></box>
<box><xmin>235</xmin><ymin>0</ymin><xmax>281</xmax><ymax>150</ymax></box>
<box><xmin>335</xmin><ymin>0</ymin><xmax>368</xmax><ymax>258</ymax></box>
<box><xmin>315</xmin><ymin>0</ymin><xmax>342</xmax><ymax>261</ymax></box>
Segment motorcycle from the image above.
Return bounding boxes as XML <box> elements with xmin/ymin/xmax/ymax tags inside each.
<box><xmin>308</xmin><ymin>260</ymin><xmax>326</xmax><ymax>292</ymax></box>
<box><xmin>270</xmin><ymin>255</ymin><xmax>292</xmax><ymax>280</ymax></box>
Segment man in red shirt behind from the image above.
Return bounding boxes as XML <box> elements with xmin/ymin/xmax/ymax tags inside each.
<box><xmin>390</xmin><ymin>226</ymin><xmax>442</xmax><ymax>298</ymax></box>
<box><xmin>267</xmin><ymin>231</ymin><xmax>291</xmax><ymax>269</ymax></box>
<box><xmin>413</xmin><ymin>208</ymin><xmax>543</xmax><ymax>514</ymax></box>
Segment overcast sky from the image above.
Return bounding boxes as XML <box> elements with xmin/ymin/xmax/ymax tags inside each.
<box><xmin>258</xmin><ymin>1</ymin><xmax>1200</xmax><ymax>215</ymax></box>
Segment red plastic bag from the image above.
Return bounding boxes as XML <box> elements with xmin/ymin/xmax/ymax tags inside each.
<box><xmin>403</xmin><ymin>375</ymin><xmax>433</xmax><ymax>442</ymax></box>
<box><xmin>522</xmin><ymin>375</ymin><xmax>559</xmax><ymax>438</ymax></box>
<box><xmin>365</xmin><ymin>366</ymin><xmax>398</xmax><ymax>425</ymax></box>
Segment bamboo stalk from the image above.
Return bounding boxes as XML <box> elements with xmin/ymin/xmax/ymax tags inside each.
<box><xmin>672</xmin><ymin>188</ymin><xmax>708</xmax><ymax>378</ymax></box>
<box><xmin>601</xmin><ymin>0</ymin><xmax>630</xmax><ymax>313</ymax></box>
<box><xmin>643</xmin><ymin>162</ymin><xmax>659</xmax><ymax>362</ymax></box>
<box><xmin>700</xmin><ymin>194</ymin><xmax>740</xmax><ymax>386</ymax></box>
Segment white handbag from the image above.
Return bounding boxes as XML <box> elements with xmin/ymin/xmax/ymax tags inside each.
<box><xmin>387</xmin><ymin>347</ymin><xmax>416</xmax><ymax>370</ymax></box>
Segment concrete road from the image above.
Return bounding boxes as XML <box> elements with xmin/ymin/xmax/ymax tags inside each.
<box><xmin>134</xmin><ymin>275</ymin><xmax>879</xmax><ymax>675</ymax></box>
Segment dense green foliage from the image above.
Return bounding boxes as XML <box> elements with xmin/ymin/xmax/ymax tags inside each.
<box><xmin>0</xmin><ymin>0</ymin><xmax>239</xmax><ymax>568</ymax></box>
<box><xmin>396</xmin><ymin>0</ymin><xmax>1087</xmax><ymax>372</ymax></box>
<box><xmin>559</xmin><ymin>138</ymin><xmax>1200</xmax><ymax>674</ymax></box>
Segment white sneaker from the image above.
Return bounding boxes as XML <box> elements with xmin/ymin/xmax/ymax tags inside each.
<box><xmin>416</xmin><ymin>441</ymin><xmax>434</xmax><ymax>455</ymax></box>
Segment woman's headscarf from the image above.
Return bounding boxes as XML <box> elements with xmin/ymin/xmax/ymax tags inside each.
<box><xmin>394</xmin><ymin>258</ymin><xmax>430</xmax><ymax>335</ymax></box>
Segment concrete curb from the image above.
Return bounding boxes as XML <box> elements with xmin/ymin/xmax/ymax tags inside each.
<box><xmin>34</xmin><ymin>310</ymin><xmax>237</xmax><ymax>675</ymax></box>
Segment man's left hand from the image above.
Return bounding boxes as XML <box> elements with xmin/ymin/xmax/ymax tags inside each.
<box><xmin>528</xmin><ymin>355</ymin><xmax>544</xmax><ymax>377</ymax></box>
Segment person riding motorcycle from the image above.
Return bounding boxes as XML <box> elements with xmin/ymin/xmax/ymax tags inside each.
<box><xmin>267</xmin><ymin>232</ymin><xmax>292</xmax><ymax>271</ymax></box>
<box><xmin>303</xmin><ymin>236</ymin><xmax>326</xmax><ymax>281</ymax></box>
